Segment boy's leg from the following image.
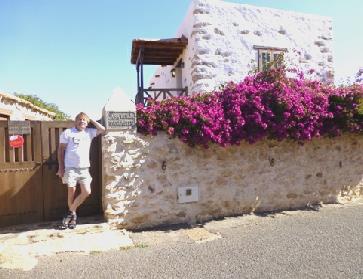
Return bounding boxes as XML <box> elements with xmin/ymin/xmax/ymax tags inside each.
<box><xmin>69</xmin><ymin>168</ymin><xmax>92</xmax><ymax>212</ymax></box>
<box><xmin>58</xmin><ymin>168</ymin><xmax>77</xmax><ymax>229</ymax></box>
<box><xmin>69</xmin><ymin>183</ymin><xmax>91</xmax><ymax>212</ymax></box>
<box><xmin>67</xmin><ymin>183</ymin><xmax>91</xmax><ymax>229</ymax></box>
<box><xmin>67</xmin><ymin>187</ymin><xmax>77</xmax><ymax>212</ymax></box>
<box><xmin>59</xmin><ymin>186</ymin><xmax>77</xmax><ymax>229</ymax></box>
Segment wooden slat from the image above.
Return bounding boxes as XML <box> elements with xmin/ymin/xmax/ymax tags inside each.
<box><xmin>9</xmin><ymin>146</ymin><xmax>15</xmax><ymax>163</ymax></box>
<box><xmin>144</xmin><ymin>55</ymin><xmax>183</xmax><ymax>59</ymax></box>
<box><xmin>50</xmin><ymin>127</ymin><xmax>57</xmax><ymax>162</ymax></box>
<box><xmin>25</xmin><ymin>133</ymin><xmax>33</xmax><ymax>162</ymax></box>
<box><xmin>55</xmin><ymin>128</ymin><xmax>60</xmax><ymax>152</ymax></box>
<box><xmin>32</xmin><ymin>121</ymin><xmax>42</xmax><ymax>163</ymax></box>
<box><xmin>4</xmin><ymin>126</ymin><xmax>9</xmax><ymax>162</ymax></box>
<box><xmin>0</xmin><ymin>127</ymin><xmax>5</xmax><ymax>163</ymax></box>
<box><xmin>143</xmin><ymin>49</ymin><xmax>184</xmax><ymax>55</ymax></box>
<box><xmin>17</xmin><ymin>145</ymin><xmax>24</xmax><ymax>163</ymax></box>
<box><xmin>41</xmin><ymin>122</ymin><xmax>50</xmax><ymax>163</ymax></box>
<box><xmin>55</xmin><ymin>127</ymin><xmax>60</xmax><ymax>166</ymax></box>
<box><xmin>0</xmin><ymin>161</ymin><xmax>36</xmax><ymax>169</ymax></box>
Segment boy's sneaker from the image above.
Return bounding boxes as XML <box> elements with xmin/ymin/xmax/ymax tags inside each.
<box><xmin>58</xmin><ymin>211</ymin><xmax>74</xmax><ymax>230</ymax></box>
<box><xmin>68</xmin><ymin>213</ymin><xmax>77</xmax><ymax>229</ymax></box>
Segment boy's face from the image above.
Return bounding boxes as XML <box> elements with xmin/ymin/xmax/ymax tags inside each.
<box><xmin>75</xmin><ymin>116</ymin><xmax>89</xmax><ymax>131</ymax></box>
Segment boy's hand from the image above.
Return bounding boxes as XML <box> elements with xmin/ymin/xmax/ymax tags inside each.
<box><xmin>89</xmin><ymin>118</ymin><xmax>106</xmax><ymax>135</ymax></box>
<box><xmin>56</xmin><ymin>168</ymin><xmax>64</xmax><ymax>178</ymax></box>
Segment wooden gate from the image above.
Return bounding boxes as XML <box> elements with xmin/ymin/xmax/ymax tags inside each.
<box><xmin>0</xmin><ymin>121</ymin><xmax>102</xmax><ymax>227</ymax></box>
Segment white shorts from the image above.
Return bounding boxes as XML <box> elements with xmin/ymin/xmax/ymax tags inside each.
<box><xmin>62</xmin><ymin>167</ymin><xmax>92</xmax><ymax>187</ymax></box>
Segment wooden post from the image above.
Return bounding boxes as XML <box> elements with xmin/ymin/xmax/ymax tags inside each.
<box><xmin>135</xmin><ymin>47</ymin><xmax>145</xmax><ymax>105</ymax></box>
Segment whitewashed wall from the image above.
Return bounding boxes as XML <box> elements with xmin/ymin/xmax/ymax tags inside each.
<box><xmin>150</xmin><ymin>0</ymin><xmax>334</xmax><ymax>94</ymax></box>
<box><xmin>0</xmin><ymin>93</ymin><xmax>54</xmax><ymax>120</ymax></box>
<box><xmin>102</xmin><ymin>132</ymin><xmax>362</xmax><ymax>230</ymax></box>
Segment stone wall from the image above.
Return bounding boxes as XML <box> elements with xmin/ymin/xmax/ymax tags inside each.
<box><xmin>150</xmin><ymin>0</ymin><xmax>334</xmax><ymax>94</ymax></box>
<box><xmin>102</xmin><ymin>132</ymin><xmax>363</xmax><ymax>230</ymax></box>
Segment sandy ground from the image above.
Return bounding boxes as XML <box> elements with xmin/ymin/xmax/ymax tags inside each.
<box><xmin>0</xmin><ymin>217</ymin><xmax>133</xmax><ymax>271</ymax></box>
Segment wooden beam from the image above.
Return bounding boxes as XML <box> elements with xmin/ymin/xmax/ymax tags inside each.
<box><xmin>131</xmin><ymin>37</ymin><xmax>188</xmax><ymax>65</ymax></box>
<box><xmin>253</xmin><ymin>45</ymin><xmax>288</xmax><ymax>52</ymax></box>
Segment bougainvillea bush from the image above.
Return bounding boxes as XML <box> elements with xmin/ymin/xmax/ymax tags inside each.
<box><xmin>136</xmin><ymin>67</ymin><xmax>363</xmax><ymax>147</ymax></box>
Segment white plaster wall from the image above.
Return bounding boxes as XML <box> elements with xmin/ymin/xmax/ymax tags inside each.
<box><xmin>0</xmin><ymin>97</ymin><xmax>53</xmax><ymax>120</ymax></box>
<box><xmin>150</xmin><ymin>0</ymin><xmax>334</xmax><ymax>94</ymax></box>
<box><xmin>102</xmin><ymin>132</ymin><xmax>362</xmax><ymax>230</ymax></box>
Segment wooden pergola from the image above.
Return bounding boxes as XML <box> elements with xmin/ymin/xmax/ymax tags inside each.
<box><xmin>131</xmin><ymin>36</ymin><xmax>188</xmax><ymax>105</ymax></box>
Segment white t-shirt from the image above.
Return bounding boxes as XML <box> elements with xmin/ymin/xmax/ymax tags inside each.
<box><xmin>59</xmin><ymin>127</ymin><xmax>97</xmax><ymax>168</ymax></box>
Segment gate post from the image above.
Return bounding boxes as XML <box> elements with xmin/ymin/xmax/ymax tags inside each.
<box><xmin>101</xmin><ymin>89</ymin><xmax>136</xmax><ymax>227</ymax></box>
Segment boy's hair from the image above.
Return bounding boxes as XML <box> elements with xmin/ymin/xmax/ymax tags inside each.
<box><xmin>75</xmin><ymin>112</ymin><xmax>90</xmax><ymax>123</ymax></box>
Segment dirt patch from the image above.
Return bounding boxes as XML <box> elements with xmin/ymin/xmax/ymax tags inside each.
<box><xmin>0</xmin><ymin>223</ymin><xmax>133</xmax><ymax>271</ymax></box>
<box><xmin>184</xmin><ymin>228</ymin><xmax>221</xmax><ymax>243</ymax></box>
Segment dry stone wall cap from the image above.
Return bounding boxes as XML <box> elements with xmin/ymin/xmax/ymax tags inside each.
<box><xmin>103</xmin><ymin>88</ymin><xmax>135</xmax><ymax>113</ymax></box>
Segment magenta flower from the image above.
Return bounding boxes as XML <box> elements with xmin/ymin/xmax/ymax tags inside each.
<box><xmin>136</xmin><ymin>67</ymin><xmax>363</xmax><ymax>147</ymax></box>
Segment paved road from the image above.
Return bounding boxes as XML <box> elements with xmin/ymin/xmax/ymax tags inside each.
<box><xmin>1</xmin><ymin>203</ymin><xmax>362</xmax><ymax>279</ymax></box>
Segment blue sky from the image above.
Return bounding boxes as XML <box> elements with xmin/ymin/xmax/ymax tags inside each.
<box><xmin>1</xmin><ymin>0</ymin><xmax>362</xmax><ymax>120</ymax></box>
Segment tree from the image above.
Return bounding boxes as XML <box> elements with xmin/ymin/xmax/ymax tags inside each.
<box><xmin>14</xmin><ymin>93</ymin><xmax>70</xmax><ymax>120</ymax></box>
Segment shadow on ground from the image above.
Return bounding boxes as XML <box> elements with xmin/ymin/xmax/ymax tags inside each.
<box><xmin>0</xmin><ymin>214</ymin><xmax>106</xmax><ymax>235</ymax></box>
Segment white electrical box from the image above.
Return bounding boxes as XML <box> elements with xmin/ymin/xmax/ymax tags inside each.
<box><xmin>178</xmin><ymin>186</ymin><xmax>199</xmax><ymax>203</ymax></box>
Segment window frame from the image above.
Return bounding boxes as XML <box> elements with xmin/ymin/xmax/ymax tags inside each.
<box><xmin>253</xmin><ymin>45</ymin><xmax>288</xmax><ymax>72</ymax></box>
<box><xmin>0</xmin><ymin>108</ymin><xmax>11</xmax><ymax>120</ymax></box>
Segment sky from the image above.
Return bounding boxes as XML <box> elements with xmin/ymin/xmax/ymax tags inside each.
<box><xmin>1</xmin><ymin>0</ymin><xmax>362</xmax><ymax>120</ymax></box>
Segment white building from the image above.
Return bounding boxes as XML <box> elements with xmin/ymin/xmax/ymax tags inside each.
<box><xmin>0</xmin><ymin>92</ymin><xmax>55</xmax><ymax>121</ymax></box>
<box><xmin>132</xmin><ymin>0</ymin><xmax>333</xmax><ymax>102</ymax></box>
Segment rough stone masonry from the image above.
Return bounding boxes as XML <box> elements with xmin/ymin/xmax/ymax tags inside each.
<box><xmin>102</xmin><ymin>131</ymin><xmax>362</xmax><ymax>230</ymax></box>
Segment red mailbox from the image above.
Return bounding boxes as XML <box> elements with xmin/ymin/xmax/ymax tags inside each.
<box><xmin>9</xmin><ymin>135</ymin><xmax>24</xmax><ymax>148</ymax></box>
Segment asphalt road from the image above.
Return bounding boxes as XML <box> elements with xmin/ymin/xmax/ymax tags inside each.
<box><xmin>1</xmin><ymin>203</ymin><xmax>362</xmax><ymax>279</ymax></box>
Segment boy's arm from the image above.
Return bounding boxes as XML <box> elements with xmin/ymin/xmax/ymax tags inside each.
<box><xmin>56</xmin><ymin>143</ymin><xmax>67</xmax><ymax>177</ymax></box>
<box><xmin>90</xmin><ymin>119</ymin><xmax>106</xmax><ymax>135</ymax></box>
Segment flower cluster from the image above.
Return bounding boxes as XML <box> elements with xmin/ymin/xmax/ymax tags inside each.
<box><xmin>136</xmin><ymin>67</ymin><xmax>363</xmax><ymax>147</ymax></box>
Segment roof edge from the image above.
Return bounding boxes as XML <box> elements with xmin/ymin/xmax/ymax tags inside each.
<box><xmin>0</xmin><ymin>92</ymin><xmax>56</xmax><ymax>118</ymax></box>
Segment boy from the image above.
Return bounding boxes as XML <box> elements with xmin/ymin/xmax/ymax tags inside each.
<box><xmin>56</xmin><ymin>112</ymin><xmax>105</xmax><ymax>229</ymax></box>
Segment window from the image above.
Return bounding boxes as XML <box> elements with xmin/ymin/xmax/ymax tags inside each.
<box><xmin>0</xmin><ymin>114</ymin><xmax>9</xmax><ymax>120</ymax></box>
<box><xmin>254</xmin><ymin>46</ymin><xmax>287</xmax><ymax>72</ymax></box>
<box><xmin>0</xmin><ymin>109</ymin><xmax>11</xmax><ymax>120</ymax></box>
